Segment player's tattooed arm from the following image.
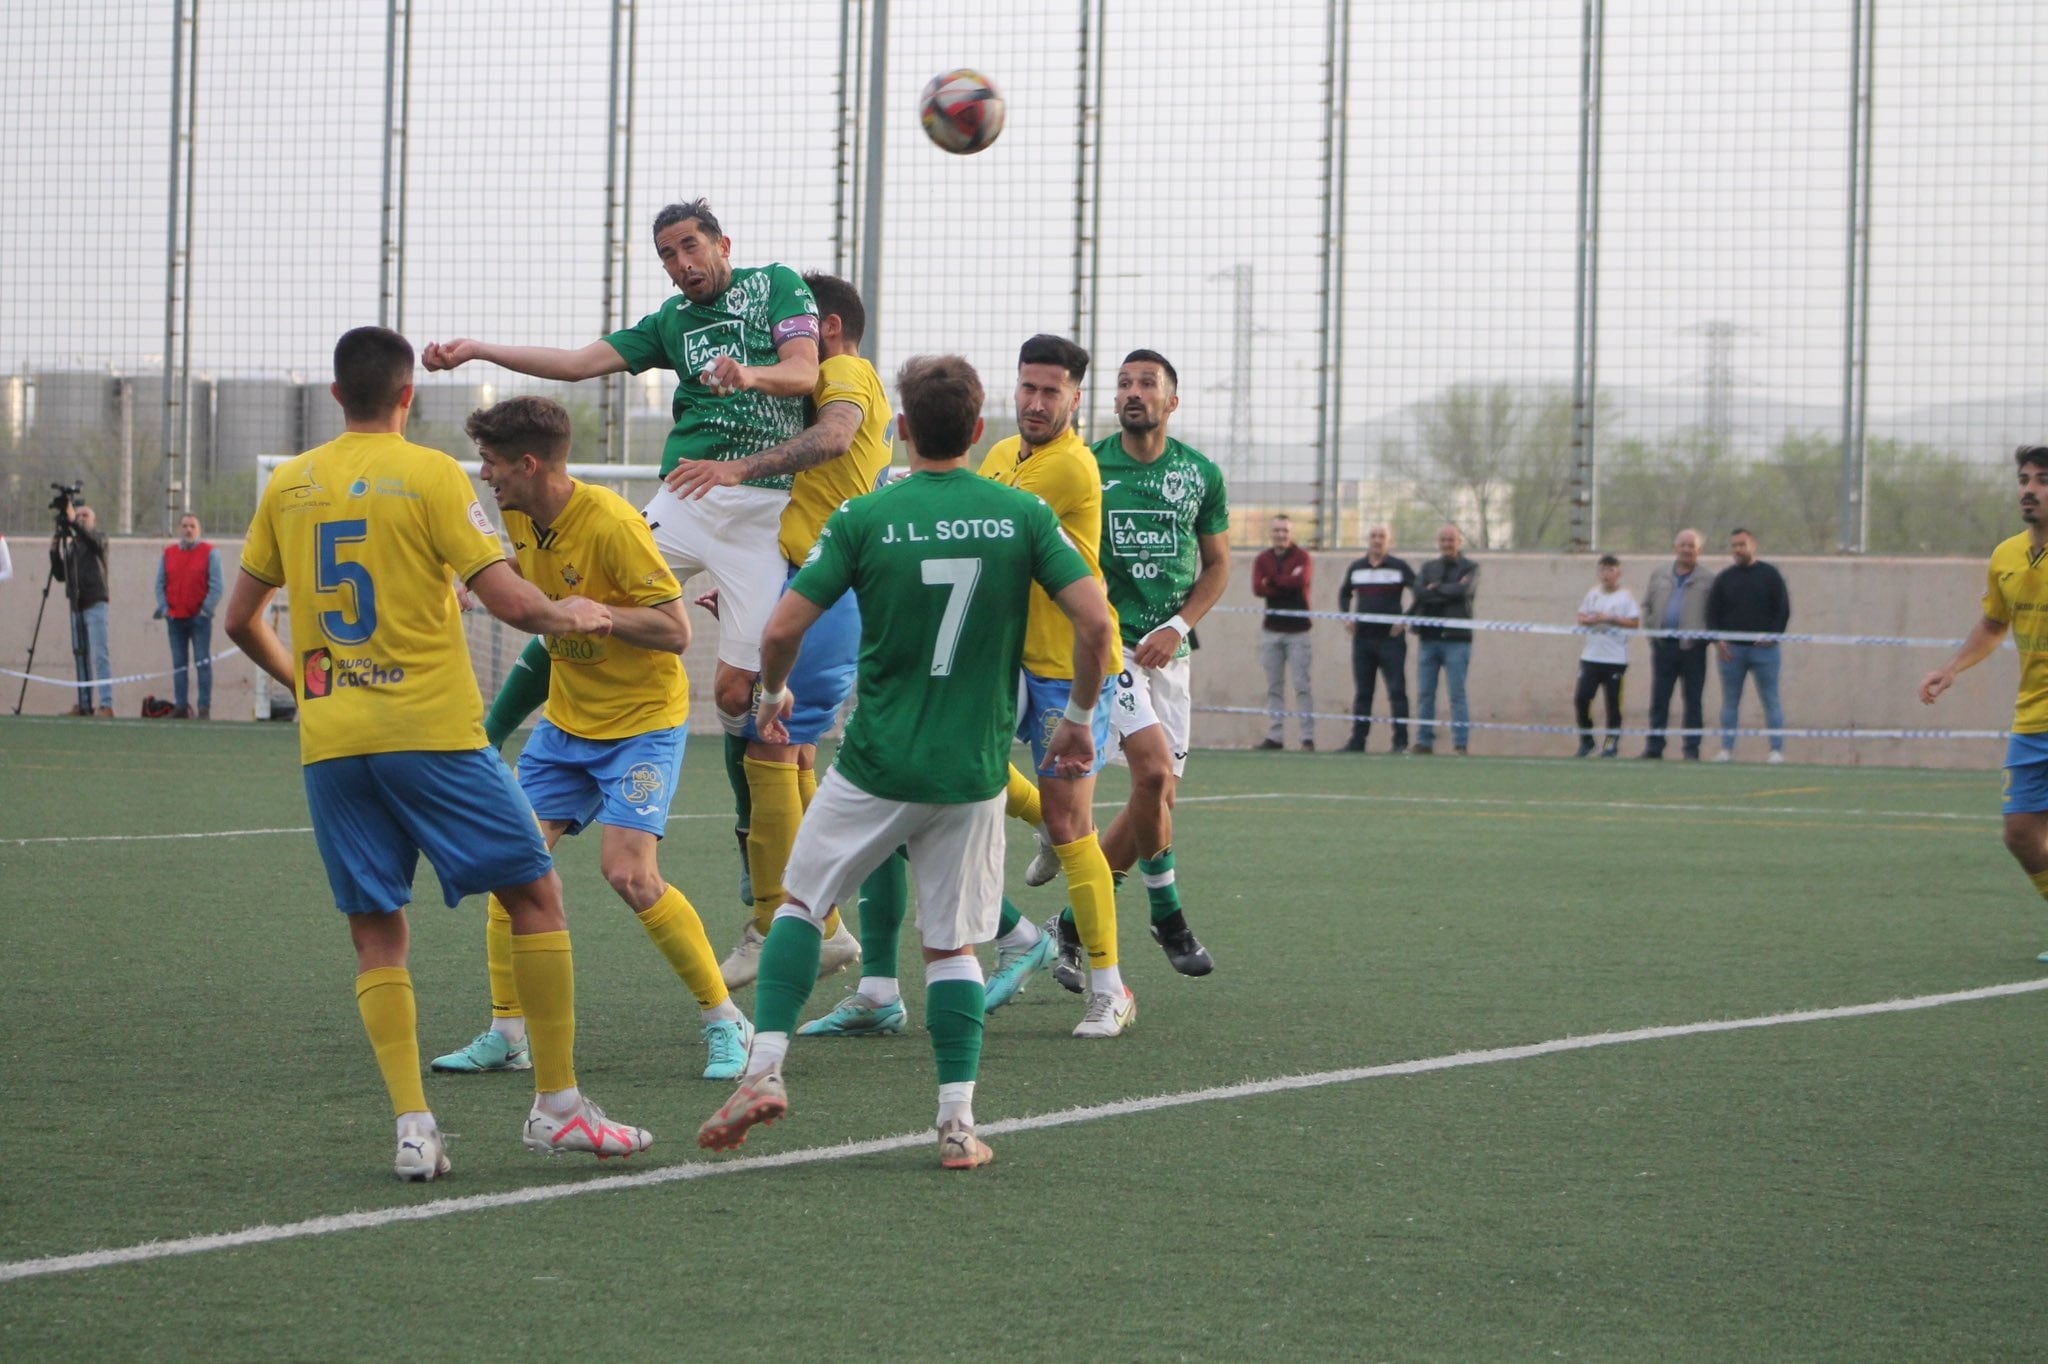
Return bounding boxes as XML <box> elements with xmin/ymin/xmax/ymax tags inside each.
<box><xmin>664</xmin><ymin>402</ymin><xmax>862</xmax><ymax>499</ymax></box>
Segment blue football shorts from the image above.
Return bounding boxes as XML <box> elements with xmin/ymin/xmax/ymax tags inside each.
<box><xmin>2001</xmin><ymin>731</ymin><xmax>2048</xmax><ymax>816</ymax></box>
<box><xmin>1016</xmin><ymin>669</ymin><xmax>1116</xmax><ymax>778</ymax></box>
<box><xmin>743</xmin><ymin>567</ymin><xmax>861</xmax><ymax>746</ymax></box>
<box><xmin>516</xmin><ymin>717</ymin><xmax>688</xmax><ymax>837</ymax></box>
<box><xmin>303</xmin><ymin>748</ymin><xmax>552</xmax><ymax>914</ymax></box>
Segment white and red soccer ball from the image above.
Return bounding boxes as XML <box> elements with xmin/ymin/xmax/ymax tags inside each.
<box><xmin>919</xmin><ymin>69</ymin><xmax>1006</xmax><ymax>155</ymax></box>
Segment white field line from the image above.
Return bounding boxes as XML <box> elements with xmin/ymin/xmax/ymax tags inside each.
<box><xmin>2</xmin><ymin>791</ymin><xmax>1990</xmax><ymax>848</ymax></box>
<box><xmin>4</xmin><ymin>976</ymin><xmax>2044</xmax><ymax>1286</ymax></box>
<box><xmin>1168</xmin><ymin>791</ymin><xmax>1998</xmax><ymax>823</ymax></box>
<box><xmin>1</xmin><ymin>812</ymin><xmax>732</xmax><ymax>847</ymax></box>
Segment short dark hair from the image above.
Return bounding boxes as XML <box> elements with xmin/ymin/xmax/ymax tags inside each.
<box><xmin>465</xmin><ymin>396</ymin><xmax>573</xmax><ymax>463</ymax></box>
<box><xmin>803</xmin><ymin>272</ymin><xmax>866</xmax><ymax>344</ymax></box>
<box><xmin>652</xmin><ymin>198</ymin><xmax>721</xmax><ymax>242</ymax></box>
<box><xmin>2016</xmin><ymin>445</ymin><xmax>2048</xmax><ymax>472</ymax></box>
<box><xmin>1597</xmin><ymin>553</ymin><xmax>1620</xmax><ymax>569</ymax></box>
<box><xmin>897</xmin><ymin>356</ymin><xmax>984</xmax><ymax>461</ymax></box>
<box><xmin>1018</xmin><ymin>334</ymin><xmax>1088</xmax><ymax>383</ymax></box>
<box><xmin>1121</xmin><ymin>348</ymin><xmax>1178</xmax><ymax>390</ymax></box>
<box><xmin>333</xmin><ymin>326</ymin><xmax>415</xmax><ymax>421</ymax></box>
<box><xmin>1730</xmin><ymin>527</ymin><xmax>1755</xmax><ymax>540</ymax></box>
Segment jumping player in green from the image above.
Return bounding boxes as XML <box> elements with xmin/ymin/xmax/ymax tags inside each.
<box><xmin>697</xmin><ymin>354</ymin><xmax>1115</xmax><ymax>1168</ymax></box>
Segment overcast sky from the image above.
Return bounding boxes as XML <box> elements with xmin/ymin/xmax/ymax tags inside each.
<box><xmin>3</xmin><ymin>0</ymin><xmax>2041</xmax><ymax>477</ymax></box>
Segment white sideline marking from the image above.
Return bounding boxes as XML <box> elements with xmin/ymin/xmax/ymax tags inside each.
<box><xmin>1165</xmin><ymin>791</ymin><xmax>1997</xmax><ymax>823</ymax></box>
<box><xmin>5</xmin><ymin>977</ymin><xmax>2044</xmax><ymax>1286</ymax></box>
<box><xmin>2</xmin><ymin>813</ymin><xmax>729</xmax><ymax>848</ymax></box>
<box><xmin>6</xmin><ymin>786</ymin><xmax>1988</xmax><ymax>847</ymax></box>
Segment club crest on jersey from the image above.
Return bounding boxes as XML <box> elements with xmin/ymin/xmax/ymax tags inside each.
<box><xmin>619</xmin><ymin>763</ymin><xmax>666</xmax><ymax>804</ymax></box>
<box><xmin>1160</xmin><ymin>468</ymin><xmax>1191</xmax><ymax>504</ymax></box>
<box><xmin>561</xmin><ymin>564</ymin><xmax>582</xmax><ymax>587</ymax></box>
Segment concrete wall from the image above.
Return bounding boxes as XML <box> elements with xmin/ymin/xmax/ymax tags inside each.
<box><xmin>1189</xmin><ymin>548</ymin><xmax>2013</xmax><ymax>768</ymax></box>
<box><xmin>0</xmin><ymin>536</ymin><xmax>2014</xmax><ymax>771</ymax></box>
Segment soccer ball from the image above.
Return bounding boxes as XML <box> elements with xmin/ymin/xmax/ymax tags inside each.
<box><xmin>919</xmin><ymin>69</ymin><xmax>1006</xmax><ymax>155</ymax></box>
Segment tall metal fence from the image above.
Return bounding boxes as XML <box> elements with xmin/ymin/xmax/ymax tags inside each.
<box><xmin>3</xmin><ymin>0</ymin><xmax>2042</xmax><ymax>554</ymax></box>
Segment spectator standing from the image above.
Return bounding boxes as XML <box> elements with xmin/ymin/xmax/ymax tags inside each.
<box><xmin>155</xmin><ymin>513</ymin><xmax>223</xmax><ymax>719</ymax></box>
<box><xmin>1638</xmin><ymin>528</ymin><xmax>1716</xmax><ymax>760</ymax></box>
<box><xmin>50</xmin><ymin>501</ymin><xmax>112</xmax><ymax>716</ymax></box>
<box><xmin>1574</xmin><ymin>554</ymin><xmax>1640</xmax><ymax>758</ymax></box>
<box><xmin>1250</xmin><ymin>513</ymin><xmax>1314</xmax><ymax>750</ymax></box>
<box><xmin>1706</xmin><ymin>527</ymin><xmax>1792</xmax><ymax>763</ymax></box>
<box><xmin>1338</xmin><ymin>523</ymin><xmax>1414</xmax><ymax>753</ymax></box>
<box><xmin>1411</xmin><ymin>524</ymin><xmax>1480</xmax><ymax>754</ymax></box>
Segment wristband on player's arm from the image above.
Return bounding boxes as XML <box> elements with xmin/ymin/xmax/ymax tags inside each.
<box><xmin>1062</xmin><ymin>696</ymin><xmax>1095</xmax><ymax>727</ymax></box>
<box><xmin>1157</xmin><ymin>613</ymin><xmax>1191</xmax><ymax>639</ymax></box>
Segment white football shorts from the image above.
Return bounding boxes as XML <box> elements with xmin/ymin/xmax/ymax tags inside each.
<box><xmin>1110</xmin><ymin>654</ymin><xmax>1192</xmax><ymax>777</ymax></box>
<box><xmin>640</xmin><ymin>481</ymin><xmax>789</xmax><ymax>674</ymax></box>
<box><xmin>781</xmin><ymin>769</ymin><xmax>1006</xmax><ymax>950</ymax></box>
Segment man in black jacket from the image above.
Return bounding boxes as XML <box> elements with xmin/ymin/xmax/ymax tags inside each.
<box><xmin>50</xmin><ymin>501</ymin><xmax>113</xmax><ymax>716</ymax></box>
<box><xmin>1338</xmin><ymin>523</ymin><xmax>1413</xmax><ymax>753</ymax></box>
<box><xmin>1411</xmin><ymin>524</ymin><xmax>1480</xmax><ymax>755</ymax></box>
<box><xmin>1705</xmin><ymin>527</ymin><xmax>1791</xmax><ymax>763</ymax></box>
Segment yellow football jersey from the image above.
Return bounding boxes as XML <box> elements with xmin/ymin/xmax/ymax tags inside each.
<box><xmin>241</xmin><ymin>432</ymin><xmax>503</xmax><ymax>764</ymax></box>
<box><xmin>1982</xmin><ymin>531</ymin><xmax>2048</xmax><ymax>733</ymax></box>
<box><xmin>780</xmin><ymin>354</ymin><xmax>895</xmax><ymax>564</ymax></box>
<box><xmin>502</xmin><ymin>480</ymin><xmax>688</xmax><ymax>741</ymax></box>
<box><xmin>979</xmin><ymin>427</ymin><xmax>1122</xmax><ymax>679</ymax></box>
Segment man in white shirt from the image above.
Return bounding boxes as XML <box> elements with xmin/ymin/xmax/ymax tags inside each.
<box><xmin>1575</xmin><ymin>554</ymin><xmax>1640</xmax><ymax>758</ymax></box>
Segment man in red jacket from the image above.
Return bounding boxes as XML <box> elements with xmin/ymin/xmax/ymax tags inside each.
<box><xmin>155</xmin><ymin>513</ymin><xmax>223</xmax><ymax>718</ymax></box>
<box><xmin>1250</xmin><ymin>513</ymin><xmax>1315</xmax><ymax>749</ymax></box>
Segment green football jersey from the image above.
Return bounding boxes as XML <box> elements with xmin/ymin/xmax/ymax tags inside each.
<box><xmin>604</xmin><ymin>264</ymin><xmax>819</xmax><ymax>487</ymax></box>
<box><xmin>1090</xmin><ymin>434</ymin><xmax>1231</xmax><ymax>653</ymax></box>
<box><xmin>790</xmin><ymin>468</ymin><xmax>1092</xmax><ymax>804</ymax></box>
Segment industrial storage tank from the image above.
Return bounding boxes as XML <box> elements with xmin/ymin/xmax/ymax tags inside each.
<box><xmin>30</xmin><ymin>371</ymin><xmax>115</xmax><ymax>438</ymax></box>
<box><xmin>408</xmin><ymin>381</ymin><xmax>496</xmax><ymax>458</ymax></box>
<box><xmin>299</xmin><ymin>381</ymin><xmax>348</xmax><ymax>450</ymax></box>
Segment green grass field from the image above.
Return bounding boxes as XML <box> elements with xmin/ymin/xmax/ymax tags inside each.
<box><xmin>3</xmin><ymin>717</ymin><xmax>2045</xmax><ymax>1360</ymax></box>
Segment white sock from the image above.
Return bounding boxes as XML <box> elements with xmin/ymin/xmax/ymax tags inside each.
<box><xmin>925</xmin><ymin>954</ymin><xmax>986</xmax><ymax>987</ymax></box>
<box><xmin>701</xmin><ymin>999</ymin><xmax>743</xmax><ymax>1024</ymax></box>
<box><xmin>491</xmin><ymin>1016</ymin><xmax>527</xmax><ymax>1044</ymax></box>
<box><xmin>538</xmin><ymin>1085</ymin><xmax>581</xmax><ymax>1116</ymax></box>
<box><xmin>858</xmin><ymin>975</ymin><xmax>902</xmax><ymax>1006</ymax></box>
<box><xmin>1090</xmin><ymin>964</ymin><xmax>1125</xmax><ymax>998</ymax></box>
<box><xmin>996</xmin><ymin>917</ymin><xmax>1042</xmax><ymax>950</ymax></box>
<box><xmin>747</xmin><ymin>1030</ymin><xmax>790</xmax><ymax>1078</ymax></box>
<box><xmin>1141</xmin><ymin>867</ymin><xmax>1175</xmax><ymax>891</ymax></box>
<box><xmin>937</xmin><ymin>1081</ymin><xmax>976</xmax><ymax>1128</ymax></box>
<box><xmin>395</xmin><ymin>1110</ymin><xmax>436</xmax><ymax>1136</ymax></box>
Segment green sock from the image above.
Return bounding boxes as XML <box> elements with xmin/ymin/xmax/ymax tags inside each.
<box><xmin>996</xmin><ymin>896</ymin><xmax>1022</xmax><ymax>939</ymax></box>
<box><xmin>1139</xmin><ymin>848</ymin><xmax>1184</xmax><ymax>925</ymax></box>
<box><xmin>926</xmin><ymin>979</ymin><xmax>986</xmax><ymax>1085</ymax></box>
<box><xmin>1058</xmin><ymin>905</ymin><xmax>1076</xmax><ymax>934</ymax></box>
<box><xmin>857</xmin><ymin>848</ymin><xmax>908</xmax><ymax>970</ymax></box>
<box><xmin>723</xmin><ymin>732</ymin><xmax>753</xmax><ymax>828</ymax></box>
<box><xmin>484</xmin><ymin>637</ymin><xmax>552</xmax><ymax>750</ymax></box>
<box><xmin>753</xmin><ymin>917</ymin><xmax>823</xmax><ymax>1037</ymax></box>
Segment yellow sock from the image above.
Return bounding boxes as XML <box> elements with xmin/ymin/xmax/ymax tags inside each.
<box><xmin>486</xmin><ymin>895</ymin><xmax>520</xmax><ymax>1018</ymax></box>
<box><xmin>1056</xmin><ymin>835</ymin><xmax>1119</xmax><ymax>969</ymax></box>
<box><xmin>745</xmin><ymin>756</ymin><xmax>802</xmax><ymax>935</ymax></box>
<box><xmin>2030</xmin><ymin>869</ymin><xmax>2048</xmax><ymax>903</ymax></box>
<box><xmin>511</xmin><ymin>929</ymin><xmax>577</xmax><ymax>1094</ymax></box>
<box><xmin>637</xmin><ymin>885</ymin><xmax>729</xmax><ymax>1010</ymax></box>
<box><xmin>354</xmin><ymin>966</ymin><xmax>428</xmax><ymax>1117</ymax></box>
<box><xmin>797</xmin><ymin>766</ymin><xmax>818</xmax><ymax>812</ymax></box>
<box><xmin>1006</xmin><ymin>764</ymin><xmax>1043</xmax><ymax>826</ymax></box>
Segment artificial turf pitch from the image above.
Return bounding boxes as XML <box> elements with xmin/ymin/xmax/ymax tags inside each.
<box><xmin>2</xmin><ymin>716</ymin><xmax>2044</xmax><ymax>1360</ymax></box>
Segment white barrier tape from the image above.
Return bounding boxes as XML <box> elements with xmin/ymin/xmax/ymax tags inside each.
<box><xmin>1197</xmin><ymin>703</ymin><xmax>2009</xmax><ymax>743</ymax></box>
<box><xmin>0</xmin><ymin>646</ymin><xmax>244</xmax><ymax>689</ymax></box>
<box><xmin>1221</xmin><ymin>604</ymin><xmax>1981</xmax><ymax>650</ymax></box>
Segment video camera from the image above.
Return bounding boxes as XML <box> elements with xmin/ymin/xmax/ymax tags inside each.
<box><xmin>48</xmin><ymin>481</ymin><xmax>83</xmax><ymax>537</ymax></box>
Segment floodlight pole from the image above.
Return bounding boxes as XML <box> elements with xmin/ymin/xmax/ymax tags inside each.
<box><xmin>857</xmin><ymin>0</ymin><xmax>888</xmax><ymax>360</ymax></box>
<box><xmin>602</xmin><ymin>0</ymin><xmax>638</xmax><ymax>463</ymax></box>
<box><xmin>162</xmin><ymin>0</ymin><xmax>200</xmax><ymax>533</ymax></box>
<box><xmin>1838</xmin><ymin>0</ymin><xmax>1875</xmax><ymax>553</ymax></box>
<box><xmin>1567</xmin><ymin>0</ymin><xmax>1604</xmax><ymax>553</ymax></box>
